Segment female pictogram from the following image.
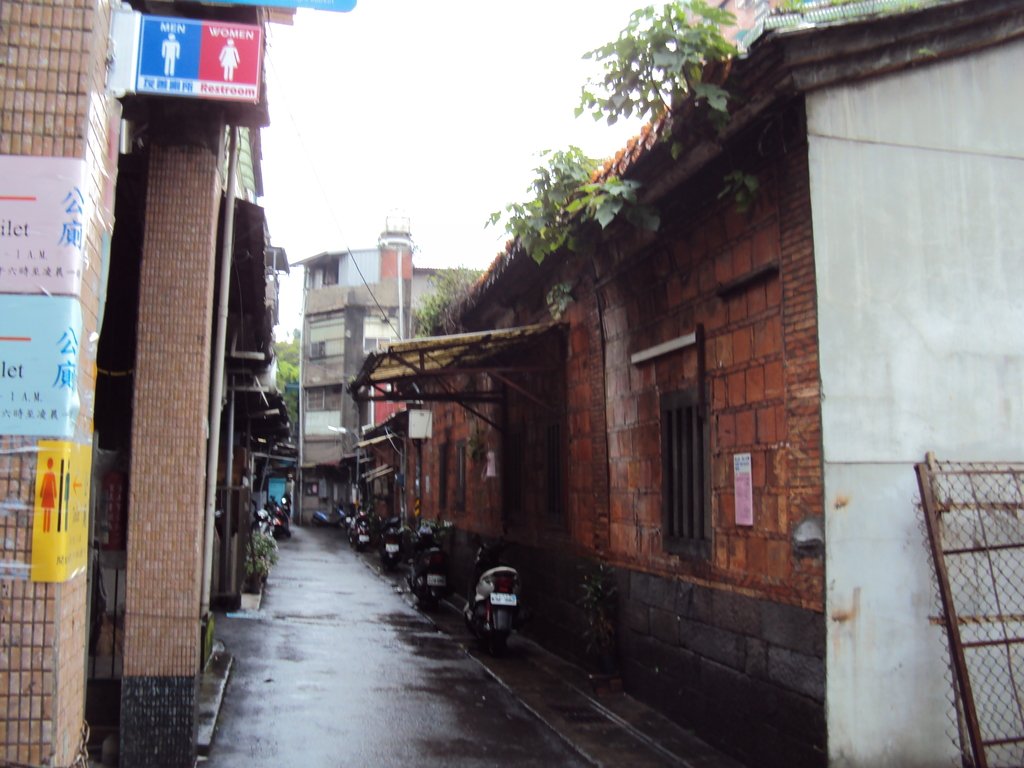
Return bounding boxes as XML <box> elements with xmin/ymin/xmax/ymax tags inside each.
<box><xmin>40</xmin><ymin>457</ymin><xmax>57</xmax><ymax>533</ymax></box>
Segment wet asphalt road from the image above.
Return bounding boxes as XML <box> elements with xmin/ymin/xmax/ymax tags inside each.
<box><xmin>205</xmin><ymin>525</ymin><xmax>588</xmax><ymax>768</ymax></box>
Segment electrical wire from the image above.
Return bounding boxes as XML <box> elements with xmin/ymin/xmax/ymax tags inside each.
<box><xmin>264</xmin><ymin>29</ymin><xmax>402</xmax><ymax>341</ymax></box>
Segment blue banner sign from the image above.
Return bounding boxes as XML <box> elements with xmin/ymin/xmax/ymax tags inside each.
<box><xmin>224</xmin><ymin>0</ymin><xmax>356</xmax><ymax>10</ymax></box>
<box><xmin>0</xmin><ymin>295</ymin><xmax>82</xmax><ymax>438</ymax></box>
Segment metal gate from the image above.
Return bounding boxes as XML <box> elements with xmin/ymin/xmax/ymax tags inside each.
<box><xmin>918</xmin><ymin>456</ymin><xmax>1024</xmax><ymax>768</ymax></box>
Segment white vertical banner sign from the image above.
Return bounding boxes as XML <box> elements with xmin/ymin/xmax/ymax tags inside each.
<box><xmin>734</xmin><ymin>452</ymin><xmax>753</xmax><ymax>527</ymax></box>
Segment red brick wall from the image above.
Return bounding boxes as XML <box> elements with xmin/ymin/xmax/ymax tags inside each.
<box><xmin>414</xmin><ymin>256</ymin><xmax>611</xmax><ymax>559</ymax></box>
<box><xmin>598</xmin><ymin>140</ymin><xmax>823</xmax><ymax>611</ymax></box>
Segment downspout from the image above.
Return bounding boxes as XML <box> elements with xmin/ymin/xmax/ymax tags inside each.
<box><xmin>225</xmin><ymin>379</ymin><xmax>237</xmax><ymax>593</ymax></box>
<box><xmin>201</xmin><ymin>126</ymin><xmax>239</xmax><ymax>619</ymax></box>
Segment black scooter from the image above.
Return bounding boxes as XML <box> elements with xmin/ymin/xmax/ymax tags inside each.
<box><xmin>348</xmin><ymin>511</ymin><xmax>370</xmax><ymax>551</ymax></box>
<box><xmin>379</xmin><ymin>517</ymin><xmax>403</xmax><ymax>571</ymax></box>
<box><xmin>268</xmin><ymin>499</ymin><xmax>291</xmax><ymax>540</ymax></box>
<box><xmin>407</xmin><ymin>523</ymin><xmax>450</xmax><ymax>610</ymax></box>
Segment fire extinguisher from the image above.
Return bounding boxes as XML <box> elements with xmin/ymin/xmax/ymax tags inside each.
<box><xmin>101</xmin><ymin>470</ymin><xmax>127</xmax><ymax>551</ymax></box>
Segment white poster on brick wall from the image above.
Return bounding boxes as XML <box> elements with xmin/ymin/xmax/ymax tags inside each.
<box><xmin>734</xmin><ymin>452</ymin><xmax>753</xmax><ymax>526</ymax></box>
<box><xmin>0</xmin><ymin>155</ymin><xmax>90</xmax><ymax>297</ymax></box>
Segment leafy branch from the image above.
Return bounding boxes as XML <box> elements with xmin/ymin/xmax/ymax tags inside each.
<box><xmin>489</xmin><ymin>147</ymin><xmax>660</xmax><ymax>265</ymax></box>
<box><xmin>577</xmin><ymin>0</ymin><xmax>738</xmax><ymax>130</ymax></box>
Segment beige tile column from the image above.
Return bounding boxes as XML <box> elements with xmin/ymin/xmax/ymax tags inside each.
<box><xmin>120</xmin><ymin>135</ymin><xmax>223</xmax><ymax>766</ymax></box>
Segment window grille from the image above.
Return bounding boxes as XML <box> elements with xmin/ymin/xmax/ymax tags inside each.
<box><xmin>546</xmin><ymin>423</ymin><xmax>563</xmax><ymax>522</ymax></box>
<box><xmin>662</xmin><ymin>389</ymin><xmax>710</xmax><ymax>556</ymax></box>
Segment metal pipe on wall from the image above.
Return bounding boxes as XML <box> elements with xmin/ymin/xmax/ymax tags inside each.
<box><xmin>201</xmin><ymin>125</ymin><xmax>239</xmax><ymax>620</ymax></box>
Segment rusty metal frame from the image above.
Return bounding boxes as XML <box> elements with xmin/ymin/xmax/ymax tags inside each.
<box><xmin>918</xmin><ymin>456</ymin><xmax>1024</xmax><ymax>768</ymax></box>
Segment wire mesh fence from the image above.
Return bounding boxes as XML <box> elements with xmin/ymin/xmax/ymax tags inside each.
<box><xmin>917</xmin><ymin>457</ymin><xmax>1024</xmax><ymax>768</ymax></box>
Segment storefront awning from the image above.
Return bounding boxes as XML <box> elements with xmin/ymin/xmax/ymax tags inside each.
<box><xmin>349</xmin><ymin>322</ymin><xmax>564</xmax><ymax>427</ymax></box>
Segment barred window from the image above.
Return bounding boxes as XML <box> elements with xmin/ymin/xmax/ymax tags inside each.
<box><xmin>546</xmin><ymin>423</ymin><xmax>563</xmax><ymax>524</ymax></box>
<box><xmin>662</xmin><ymin>389</ymin><xmax>710</xmax><ymax>557</ymax></box>
<box><xmin>455</xmin><ymin>441</ymin><xmax>466</xmax><ymax>511</ymax></box>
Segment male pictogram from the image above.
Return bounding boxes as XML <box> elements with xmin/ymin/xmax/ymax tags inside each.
<box><xmin>162</xmin><ymin>33</ymin><xmax>181</xmax><ymax>76</ymax></box>
<box><xmin>219</xmin><ymin>39</ymin><xmax>240</xmax><ymax>81</ymax></box>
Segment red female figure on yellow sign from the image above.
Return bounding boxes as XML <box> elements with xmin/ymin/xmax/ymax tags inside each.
<box><xmin>40</xmin><ymin>457</ymin><xmax>58</xmax><ymax>533</ymax></box>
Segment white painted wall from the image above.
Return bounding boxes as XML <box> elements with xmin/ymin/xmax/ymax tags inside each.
<box><xmin>808</xmin><ymin>40</ymin><xmax>1024</xmax><ymax>767</ymax></box>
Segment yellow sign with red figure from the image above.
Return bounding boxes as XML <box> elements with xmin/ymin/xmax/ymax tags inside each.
<box><xmin>31</xmin><ymin>440</ymin><xmax>91</xmax><ymax>581</ymax></box>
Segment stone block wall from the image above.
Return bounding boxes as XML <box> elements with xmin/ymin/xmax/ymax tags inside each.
<box><xmin>621</xmin><ymin>569</ymin><xmax>826</xmax><ymax>767</ymax></box>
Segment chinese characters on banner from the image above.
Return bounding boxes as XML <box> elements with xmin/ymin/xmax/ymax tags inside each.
<box><xmin>0</xmin><ymin>295</ymin><xmax>82</xmax><ymax>438</ymax></box>
<box><xmin>0</xmin><ymin>155</ymin><xmax>90</xmax><ymax>297</ymax></box>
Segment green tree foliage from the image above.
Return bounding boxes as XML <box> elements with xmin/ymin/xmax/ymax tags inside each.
<box><xmin>275</xmin><ymin>329</ymin><xmax>300</xmax><ymax>427</ymax></box>
<box><xmin>489</xmin><ymin>148</ymin><xmax>660</xmax><ymax>265</ymax></box>
<box><xmin>577</xmin><ymin>0</ymin><xmax>738</xmax><ymax>130</ymax></box>
<box><xmin>413</xmin><ymin>267</ymin><xmax>484</xmax><ymax>337</ymax></box>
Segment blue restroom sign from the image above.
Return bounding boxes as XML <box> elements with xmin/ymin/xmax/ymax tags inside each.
<box><xmin>136</xmin><ymin>15</ymin><xmax>263</xmax><ymax>103</ymax></box>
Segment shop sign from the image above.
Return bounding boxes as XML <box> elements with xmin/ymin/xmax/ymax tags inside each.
<box><xmin>0</xmin><ymin>156</ymin><xmax>90</xmax><ymax>297</ymax></box>
<box><xmin>0</xmin><ymin>295</ymin><xmax>82</xmax><ymax>439</ymax></box>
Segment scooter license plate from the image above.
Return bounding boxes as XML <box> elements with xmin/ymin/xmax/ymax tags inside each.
<box><xmin>359</xmin><ymin>534</ymin><xmax>370</xmax><ymax>543</ymax></box>
<box><xmin>386</xmin><ymin>543</ymin><xmax>400</xmax><ymax>554</ymax></box>
<box><xmin>426</xmin><ymin>574</ymin><xmax>446</xmax><ymax>587</ymax></box>
<box><xmin>490</xmin><ymin>592</ymin><xmax>517</xmax><ymax>606</ymax></box>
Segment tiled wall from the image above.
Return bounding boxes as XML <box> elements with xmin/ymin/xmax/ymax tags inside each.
<box><xmin>0</xmin><ymin>0</ymin><xmax>118</xmax><ymax>764</ymax></box>
<box><xmin>121</xmin><ymin>142</ymin><xmax>222</xmax><ymax>765</ymax></box>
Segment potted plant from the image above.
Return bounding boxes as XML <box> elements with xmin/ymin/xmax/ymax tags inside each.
<box><xmin>580</xmin><ymin>562</ymin><xmax>618</xmax><ymax>677</ymax></box>
<box><xmin>244</xmin><ymin>530</ymin><xmax>279</xmax><ymax>593</ymax></box>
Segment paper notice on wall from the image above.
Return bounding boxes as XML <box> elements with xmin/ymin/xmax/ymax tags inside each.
<box><xmin>734</xmin><ymin>452</ymin><xmax>753</xmax><ymax>526</ymax></box>
<box><xmin>0</xmin><ymin>155</ymin><xmax>90</xmax><ymax>297</ymax></box>
<box><xmin>0</xmin><ymin>295</ymin><xmax>82</xmax><ymax>438</ymax></box>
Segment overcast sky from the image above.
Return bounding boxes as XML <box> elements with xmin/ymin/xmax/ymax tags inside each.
<box><xmin>259</xmin><ymin>1</ymin><xmax>650</xmax><ymax>337</ymax></box>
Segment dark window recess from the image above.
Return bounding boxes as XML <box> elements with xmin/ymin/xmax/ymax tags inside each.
<box><xmin>662</xmin><ymin>389</ymin><xmax>710</xmax><ymax>557</ymax></box>
<box><xmin>546</xmin><ymin>423</ymin><xmax>563</xmax><ymax>523</ymax></box>
<box><xmin>309</xmin><ymin>340</ymin><xmax>326</xmax><ymax>358</ymax></box>
<box><xmin>455</xmin><ymin>442</ymin><xmax>466</xmax><ymax>511</ymax></box>
<box><xmin>504</xmin><ymin>432</ymin><xmax>524</xmax><ymax>522</ymax></box>
<box><xmin>438</xmin><ymin>443</ymin><xmax>449</xmax><ymax>511</ymax></box>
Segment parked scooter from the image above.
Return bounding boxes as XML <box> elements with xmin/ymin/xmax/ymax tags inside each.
<box><xmin>312</xmin><ymin>503</ymin><xmax>346</xmax><ymax>528</ymax></box>
<box><xmin>464</xmin><ymin>538</ymin><xmax>521</xmax><ymax>655</ymax></box>
<box><xmin>251</xmin><ymin>504</ymin><xmax>273</xmax><ymax>537</ymax></box>
<box><xmin>379</xmin><ymin>516</ymin><xmax>403</xmax><ymax>571</ymax></box>
<box><xmin>268</xmin><ymin>498</ymin><xmax>291</xmax><ymax>540</ymax></box>
<box><xmin>407</xmin><ymin>523</ymin><xmax>450</xmax><ymax>610</ymax></box>
<box><xmin>348</xmin><ymin>510</ymin><xmax>371</xmax><ymax>552</ymax></box>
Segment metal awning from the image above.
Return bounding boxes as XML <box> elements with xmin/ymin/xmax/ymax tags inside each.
<box><xmin>349</xmin><ymin>323</ymin><xmax>565</xmax><ymax>428</ymax></box>
<box><xmin>362</xmin><ymin>464</ymin><xmax>394</xmax><ymax>482</ymax></box>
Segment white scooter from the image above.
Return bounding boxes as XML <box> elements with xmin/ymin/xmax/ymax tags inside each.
<box><xmin>464</xmin><ymin>538</ymin><xmax>522</xmax><ymax>655</ymax></box>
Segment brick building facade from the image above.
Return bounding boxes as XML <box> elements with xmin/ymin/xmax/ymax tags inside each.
<box><xmin>368</xmin><ymin>4</ymin><xmax>1023</xmax><ymax>766</ymax></box>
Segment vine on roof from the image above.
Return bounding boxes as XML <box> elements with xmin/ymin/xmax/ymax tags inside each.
<box><xmin>488</xmin><ymin>147</ymin><xmax>660</xmax><ymax>266</ymax></box>
<box><xmin>489</xmin><ymin>2</ymin><xmax>753</xmax><ymax>265</ymax></box>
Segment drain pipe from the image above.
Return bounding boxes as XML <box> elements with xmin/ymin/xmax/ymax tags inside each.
<box><xmin>201</xmin><ymin>125</ymin><xmax>239</xmax><ymax>620</ymax></box>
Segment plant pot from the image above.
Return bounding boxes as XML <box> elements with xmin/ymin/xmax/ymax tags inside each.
<box><xmin>243</xmin><ymin>573</ymin><xmax>264</xmax><ymax>594</ymax></box>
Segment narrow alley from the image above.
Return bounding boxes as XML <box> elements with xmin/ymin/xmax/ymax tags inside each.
<box><xmin>206</xmin><ymin>526</ymin><xmax>589</xmax><ymax>767</ymax></box>
<box><xmin>204</xmin><ymin>526</ymin><xmax>745</xmax><ymax>768</ymax></box>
